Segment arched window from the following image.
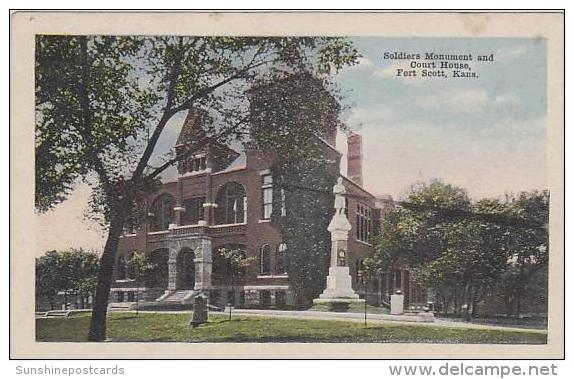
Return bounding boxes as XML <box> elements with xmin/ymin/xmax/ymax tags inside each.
<box><xmin>259</xmin><ymin>244</ymin><xmax>271</xmax><ymax>275</ymax></box>
<box><xmin>215</xmin><ymin>182</ymin><xmax>246</xmax><ymax>225</ymax></box>
<box><xmin>149</xmin><ymin>193</ymin><xmax>176</xmax><ymax>231</ymax></box>
<box><xmin>276</xmin><ymin>243</ymin><xmax>288</xmax><ymax>274</ymax></box>
<box><xmin>116</xmin><ymin>256</ymin><xmax>126</xmax><ymax>280</ymax></box>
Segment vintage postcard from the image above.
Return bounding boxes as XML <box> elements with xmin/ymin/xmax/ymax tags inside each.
<box><xmin>10</xmin><ymin>11</ymin><xmax>564</xmax><ymax>358</ymax></box>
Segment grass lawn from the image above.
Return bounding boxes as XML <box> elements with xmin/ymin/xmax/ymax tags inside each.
<box><xmin>309</xmin><ymin>302</ymin><xmax>390</xmax><ymax>314</ymax></box>
<box><xmin>36</xmin><ymin>312</ymin><xmax>547</xmax><ymax>344</ymax></box>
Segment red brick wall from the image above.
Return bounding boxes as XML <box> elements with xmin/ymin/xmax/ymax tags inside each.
<box><xmin>115</xmin><ymin>146</ymin><xmax>378</xmax><ymax>293</ymax></box>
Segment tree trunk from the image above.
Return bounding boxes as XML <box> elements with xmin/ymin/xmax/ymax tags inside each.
<box><xmin>505</xmin><ymin>292</ymin><xmax>514</xmax><ymax>317</ymax></box>
<box><xmin>88</xmin><ymin>211</ymin><xmax>126</xmax><ymax>341</ymax></box>
<box><xmin>470</xmin><ymin>288</ymin><xmax>480</xmax><ymax>319</ymax></box>
<box><xmin>463</xmin><ymin>284</ymin><xmax>471</xmax><ymax>321</ymax></box>
<box><xmin>515</xmin><ymin>288</ymin><xmax>522</xmax><ymax>319</ymax></box>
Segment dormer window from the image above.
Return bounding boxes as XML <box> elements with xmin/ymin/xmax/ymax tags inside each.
<box><xmin>187</xmin><ymin>155</ymin><xmax>207</xmax><ymax>173</ymax></box>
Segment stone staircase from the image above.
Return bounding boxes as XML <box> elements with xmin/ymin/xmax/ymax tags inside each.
<box><xmin>157</xmin><ymin>290</ymin><xmax>194</xmax><ymax>305</ymax></box>
<box><xmin>44</xmin><ymin>310</ymin><xmax>71</xmax><ymax>317</ymax></box>
<box><xmin>108</xmin><ymin>302</ymin><xmax>136</xmax><ymax>312</ymax></box>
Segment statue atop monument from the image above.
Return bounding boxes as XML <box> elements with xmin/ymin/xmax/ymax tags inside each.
<box><xmin>328</xmin><ymin>177</ymin><xmax>352</xmax><ymax>235</ymax></box>
<box><xmin>333</xmin><ymin>177</ymin><xmax>346</xmax><ymax>215</ymax></box>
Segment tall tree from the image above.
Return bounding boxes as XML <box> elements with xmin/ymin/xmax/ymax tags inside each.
<box><xmin>498</xmin><ymin>191</ymin><xmax>549</xmax><ymax>317</ymax></box>
<box><xmin>35</xmin><ymin>35</ymin><xmax>359</xmax><ymax>340</ymax></box>
<box><xmin>372</xmin><ymin>180</ymin><xmax>511</xmax><ymax>317</ymax></box>
<box><xmin>35</xmin><ymin>249</ymin><xmax>99</xmax><ymax>310</ymax></box>
<box><xmin>35</xmin><ymin>251</ymin><xmax>64</xmax><ymax>310</ymax></box>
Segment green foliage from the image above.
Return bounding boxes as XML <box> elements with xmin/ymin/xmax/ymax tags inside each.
<box><xmin>497</xmin><ymin>191</ymin><xmax>549</xmax><ymax>316</ymax></box>
<box><xmin>35</xmin><ymin>36</ymin><xmax>152</xmax><ymax>211</ymax></box>
<box><xmin>249</xmin><ymin>73</ymin><xmax>345</xmax><ymax>160</ymax></box>
<box><xmin>371</xmin><ymin>180</ymin><xmax>549</xmax><ymax>318</ymax></box>
<box><xmin>274</xmin><ymin>157</ymin><xmax>338</xmax><ymax>304</ymax></box>
<box><xmin>215</xmin><ymin>247</ymin><xmax>254</xmax><ymax>284</ymax></box>
<box><xmin>35</xmin><ymin>249</ymin><xmax>100</xmax><ymax>308</ymax></box>
<box><xmin>127</xmin><ymin>251</ymin><xmax>156</xmax><ymax>283</ymax></box>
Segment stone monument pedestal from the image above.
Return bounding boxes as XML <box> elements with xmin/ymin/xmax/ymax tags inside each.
<box><xmin>313</xmin><ymin>267</ymin><xmax>363</xmax><ymax>304</ymax></box>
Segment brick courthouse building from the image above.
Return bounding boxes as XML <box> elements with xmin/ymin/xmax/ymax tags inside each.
<box><xmin>111</xmin><ymin>78</ymin><xmax>410</xmax><ymax>309</ymax></box>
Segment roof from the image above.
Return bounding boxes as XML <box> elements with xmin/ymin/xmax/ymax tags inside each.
<box><xmin>175</xmin><ymin>108</ymin><xmax>209</xmax><ymax>147</ymax></box>
<box><xmin>341</xmin><ymin>175</ymin><xmax>376</xmax><ymax>200</ymax></box>
<box><xmin>213</xmin><ymin>152</ymin><xmax>247</xmax><ymax>175</ymax></box>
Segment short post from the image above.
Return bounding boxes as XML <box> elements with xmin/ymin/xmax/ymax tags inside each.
<box><xmin>390</xmin><ymin>290</ymin><xmax>405</xmax><ymax>315</ymax></box>
<box><xmin>227</xmin><ymin>302</ymin><xmax>233</xmax><ymax>321</ymax></box>
<box><xmin>358</xmin><ymin>270</ymin><xmax>367</xmax><ymax>327</ymax></box>
<box><xmin>190</xmin><ymin>293</ymin><xmax>208</xmax><ymax>328</ymax></box>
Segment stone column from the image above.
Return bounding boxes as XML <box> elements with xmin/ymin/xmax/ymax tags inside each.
<box><xmin>167</xmin><ymin>249</ymin><xmax>178</xmax><ymax>291</ymax></box>
<box><xmin>202</xmin><ymin>203</ymin><xmax>217</xmax><ymax>226</ymax></box>
<box><xmin>174</xmin><ymin>206</ymin><xmax>185</xmax><ymax>226</ymax></box>
<box><xmin>193</xmin><ymin>237</ymin><xmax>212</xmax><ymax>292</ymax></box>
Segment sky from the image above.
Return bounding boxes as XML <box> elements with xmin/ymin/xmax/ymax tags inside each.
<box><xmin>36</xmin><ymin>37</ymin><xmax>547</xmax><ymax>255</ymax></box>
<box><xmin>336</xmin><ymin>37</ymin><xmax>547</xmax><ymax>200</ymax></box>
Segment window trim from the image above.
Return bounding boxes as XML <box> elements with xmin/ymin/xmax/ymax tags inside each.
<box><xmin>261</xmin><ymin>173</ymin><xmax>273</xmax><ymax>220</ymax></box>
<box><xmin>355</xmin><ymin>203</ymin><xmax>372</xmax><ymax>244</ymax></box>
<box><xmin>259</xmin><ymin>244</ymin><xmax>271</xmax><ymax>275</ymax></box>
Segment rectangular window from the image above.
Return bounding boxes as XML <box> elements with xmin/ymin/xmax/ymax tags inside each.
<box><xmin>275</xmin><ymin>291</ymin><xmax>286</xmax><ymax>306</ymax></box>
<box><xmin>261</xmin><ymin>174</ymin><xmax>273</xmax><ymax>220</ymax></box>
<box><xmin>183</xmin><ymin>197</ymin><xmax>205</xmax><ymax>225</ymax></box>
<box><xmin>260</xmin><ymin>291</ymin><xmax>271</xmax><ymax>308</ymax></box>
<box><xmin>356</xmin><ymin>204</ymin><xmax>372</xmax><ymax>243</ymax></box>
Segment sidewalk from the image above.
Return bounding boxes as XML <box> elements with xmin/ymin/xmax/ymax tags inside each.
<box><xmin>226</xmin><ymin>309</ymin><xmax>547</xmax><ymax>334</ymax></box>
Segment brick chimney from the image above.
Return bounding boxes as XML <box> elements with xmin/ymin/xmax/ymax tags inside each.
<box><xmin>347</xmin><ymin>133</ymin><xmax>363</xmax><ymax>186</ymax></box>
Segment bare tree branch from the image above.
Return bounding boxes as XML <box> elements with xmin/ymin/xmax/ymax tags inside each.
<box><xmin>132</xmin><ymin>37</ymin><xmax>186</xmax><ymax>179</ymax></box>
